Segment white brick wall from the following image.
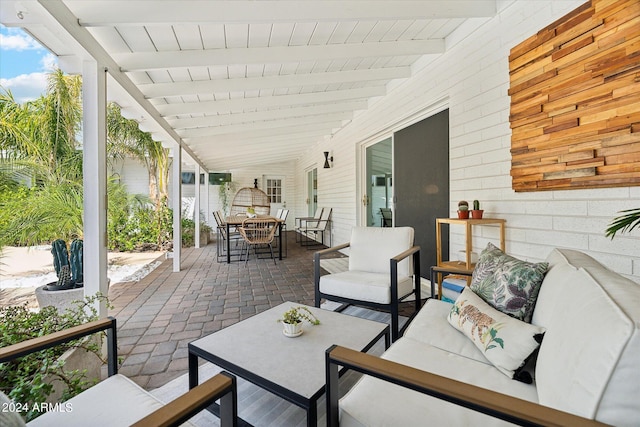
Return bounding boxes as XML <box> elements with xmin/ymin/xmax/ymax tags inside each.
<box><xmin>293</xmin><ymin>0</ymin><xmax>640</xmax><ymax>282</ymax></box>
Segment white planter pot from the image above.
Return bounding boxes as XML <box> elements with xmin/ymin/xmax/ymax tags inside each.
<box><xmin>282</xmin><ymin>322</ymin><xmax>303</xmax><ymax>337</ymax></box>
<box><xmin>35</xmin><ymin>285</ymin><xmax>84</xmax><ymax>314</ymax></box>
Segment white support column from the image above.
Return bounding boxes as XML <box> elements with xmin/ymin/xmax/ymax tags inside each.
<box><xmin>82</xmin><ymin>60</ymin><xmax>108</xmax><ymax>317</ymax></box>
<box><xmin>172</xmin><ymin>147</ymin><xmax>182</xmax><ymax>272</ymax></box>
<box><xmin>194</xmin><ymin>164</ymin><xmax>201</xmax><ymax>248</ymax></box>
<box><xmin>204</xmin><ymin>171</ymin><xmax>210</xmax><ymax>228</ymax></box>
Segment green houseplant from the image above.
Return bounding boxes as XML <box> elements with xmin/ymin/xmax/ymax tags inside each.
<box><xmin>0</xmin><ymin>294</ymin><xmax>111</xmax><ymax>422</ymax></box>
<box><xmin>277</xmin><ymin>306</ymin><xmax>320</xmax><ymax>337</ymax></box>
<box><xmin>471</xmin><ymin>200</ymin><xmax>484</xmax><ymax>219</ymax></box>
<box><xmin>606</xmin><ymin>208</ymin><xmax>640</xmax><ymax>238</ymax></box>
<box><xmin>457</xmin><ymin>200</ymin><xmax>469</xmax><ymax>219</ymax></box>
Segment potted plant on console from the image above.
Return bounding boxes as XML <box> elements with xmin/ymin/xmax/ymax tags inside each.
<box><xmin>457</xmin><ymin>200</ymin><xmax>469</xmax><ymax>219</ymax></box>
<box><xmin>277</xmin><ymin>306</ymin><xmax>320</xmax><ymax>337</ymax></box>
<box><xmin>471</xmin><ymin>200</ymin><xmax>484</xmax><ymax>219</ymax></box>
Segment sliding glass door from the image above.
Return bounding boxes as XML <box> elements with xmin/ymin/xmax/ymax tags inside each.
<box><xmin>307</xmin><ymin>168</ymin><xmax>317</xmax><ymax>216</ymax></box>
<box><xmin>365</xmin><ymin>137</ymin><xmax>393</xmax><ymax>227</ymax></box>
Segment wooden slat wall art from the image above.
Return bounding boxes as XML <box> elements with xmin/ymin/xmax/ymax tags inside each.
<box><xmin>509</xmin><ymin>0</ymin><xmax>640</xmax><ymax>192</ymax></box>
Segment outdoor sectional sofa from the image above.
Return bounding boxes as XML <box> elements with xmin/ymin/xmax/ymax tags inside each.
<box><xmin>326</xmin><ymin>247</ymin><xmax>640</xmax><ymax>426</ymax></box>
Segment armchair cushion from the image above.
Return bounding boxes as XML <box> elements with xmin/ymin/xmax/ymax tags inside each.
<box><xmin>319</xmin><ymin>270</ymin><xmax>414</xmax><ymax>304</ymax></box>
<box><xmin>26</xmin><ymin>374</ymin><xmax>192</xmax><ymax>427</ymax></box>
<box><xmin>348</xmin><ymin>227</ymin><xmax>414</xmax><ymax>277</ymax></box>
<box><xmin>448</xmin><ymin>288</ymin><xmax>545</xmax><ymax>383</ymax></box>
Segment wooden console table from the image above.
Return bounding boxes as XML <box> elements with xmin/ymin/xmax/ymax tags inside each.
<box><xmin>434</xmin><ymin>218</ymin><xmax>506</xmax><ymax>299</ymax></box>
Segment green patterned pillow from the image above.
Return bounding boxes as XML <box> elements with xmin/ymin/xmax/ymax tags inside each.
<box><xmin>470</xmin><ymin>243</ymin><xmax>548</xmax><ymax>323</ymax></box>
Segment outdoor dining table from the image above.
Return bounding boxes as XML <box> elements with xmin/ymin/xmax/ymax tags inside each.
<box><xmin>225</xmin><ymin>215</ymin><xmax>284</xmax><ymax>263</ymax></box>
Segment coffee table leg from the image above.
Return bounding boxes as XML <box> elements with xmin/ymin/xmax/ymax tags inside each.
<box><xmin>307</xmin><ymin>401</ymin><xmax>317</xmax><ymax>427</ymax></box>
<box><xmin>188</xmin><ymin>351</ymin><xmax>199</xmax><ymax>389</ymax></box>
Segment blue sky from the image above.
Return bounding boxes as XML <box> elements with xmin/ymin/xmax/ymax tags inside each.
<box><xmin>0</xmin><ymin>24</ymin><xmax>58</xmax><ymax>103</ymax></box>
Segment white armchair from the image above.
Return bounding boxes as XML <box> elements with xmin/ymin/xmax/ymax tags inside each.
<box><xmin>314</xmin><ymin>226</ymin><xmax>421</xmax><ymax>341</ymax></box>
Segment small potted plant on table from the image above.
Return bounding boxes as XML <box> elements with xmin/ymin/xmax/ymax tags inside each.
<box><xmin>277</xmin><ymin>306</ymin><xmax>320</xmax><ymax>337</ymax></box>
<box><xmin>457</xmin><ymin>200</ymin><xmax>469</xmax><ymax>219</ymax></box>
<box><xmin>471</xmin><ymin>200</ymin><xmax>484</xmax><ymax>219</ymax></box>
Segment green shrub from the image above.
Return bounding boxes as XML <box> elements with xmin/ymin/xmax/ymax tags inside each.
<box><xmin>0</xmin><ymin>294</ymin><xmax>111</xmax><ymax>421</ymax></box>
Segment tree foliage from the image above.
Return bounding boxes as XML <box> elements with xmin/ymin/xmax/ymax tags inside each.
<box><xmin>0</xmin><ymin>69</ymin><xmax>175</xmax><ymax>249</ymax></box>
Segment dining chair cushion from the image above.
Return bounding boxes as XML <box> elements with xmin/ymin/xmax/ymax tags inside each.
<box><xmin>319</xmin><ymin>270</ymin><xmax>414</xmax><ymax>304</ymax></box>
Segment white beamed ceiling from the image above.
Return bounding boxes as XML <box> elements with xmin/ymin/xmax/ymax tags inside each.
<box><xmin>1</xmin><ymin>0</ymin><xmax>496</xmax><ymax>171</ymax></box>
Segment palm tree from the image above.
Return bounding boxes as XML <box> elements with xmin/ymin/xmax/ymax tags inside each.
<box><xmin>107</xmin><ymin>103</ymin><xmax>169</xmax><ymax>207</ymax></box>
<box><xmin>606</xmin><ymin>208</ymin><xmax>640</xmax><ymax>239</ymax></box>
<box><xmin>0</xmin><ymin>69</ymin><xmax>83</xmax><ymax>245</ymax></box>
<box><xmin>0</xmin><ymin>69</ymin><xmax>170</xmax><ymax>249</ymax></box>
<box><xmin>0</xmin><ymin>90</ymin><xmax>31</xmax><ymax>158</ymax></box>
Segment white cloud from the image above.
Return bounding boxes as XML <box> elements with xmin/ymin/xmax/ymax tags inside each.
<box><xmin>0</xmin><ymin>72</ymin><xmax>48</xmax><ymax>103</ymax></box>
<box><xmin>0</xmin><ymin>32</ymin><xmax>42</xmax><ymax>51</ymax></box>
<box><xmin>40</xmin><ymin>53</ymin><xmax>57</xmax><ymax>71</ymax></box>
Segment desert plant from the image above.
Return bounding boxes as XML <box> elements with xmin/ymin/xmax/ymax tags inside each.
<box><xmin>0</xmin><ymin>294</ymin><xmax>111</xmax><ymax>422</ymax></box>
<box><xmin>458</xmin><ymin>200</ymin><xmax>469</xmax><ymax>211</ymax></box>
<box><xmin>473</xmin><ymin>200</ymin><xmax>480</xmax><ymax>211</ymax></box>
<box><xmin>277</xmin><ymin>306</ymin><xmax>320</xmax><ymax>325</ymax></box>
<box><xmin>47</xmin><ymin>239</ymin><xmax>83</xmax><ymax>290</ymax></box>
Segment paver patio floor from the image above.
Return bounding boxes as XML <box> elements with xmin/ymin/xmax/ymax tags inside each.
<box><xmin>108</xmin><ymin>232</ymin><xmax>320</xmax><ymax>390</ymax></box>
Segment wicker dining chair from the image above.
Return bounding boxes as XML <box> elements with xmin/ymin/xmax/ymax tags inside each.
<box><xmin>238</xmin><ymin>218</ymin><xmax>278</xmax><ymax>265</ymax></box>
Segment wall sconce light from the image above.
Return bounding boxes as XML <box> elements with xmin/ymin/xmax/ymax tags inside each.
<box><xmin>323</xmin><ymin>151</ymin><xmax>333</xmax><ymax>169</ymax></box>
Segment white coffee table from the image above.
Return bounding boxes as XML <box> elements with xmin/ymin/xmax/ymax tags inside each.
<box><xmin>188</xmin><ymin>301</ymin><xmax>389</xmax><ymax>427</ymax></box>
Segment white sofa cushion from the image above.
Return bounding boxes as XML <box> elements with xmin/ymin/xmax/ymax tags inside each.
<box><xmin>533</xmin><ymin>248</ymin><xmax>640</xmax><ymax>426</ymax></box>
<box><xmin>404</xmin><ymin>298</ymin><xmax>491</xmax><ymax>365</ymax></box>
<box><xmin>319</xmin><ymin>270</ymin><xmax>414</xmax><ymax>304</ymax></box>
<box><xmin>448</xmin><ymin>288</ymin><xmax>545</xmax><ymax>383</ymax></box>
<box><xmin>348</xmin><ymin>226</ymin><xmax>414</xmax><ymax>277</ymax></box>
<box><xmin>339</xmin><ymin>337</ymin><xmax>538</xmax><ymax>427</ymax></box>
<box><xmin>26</xmin><ymin>374</ymin><xmax>193</xmax><ymax>426</ymax></box>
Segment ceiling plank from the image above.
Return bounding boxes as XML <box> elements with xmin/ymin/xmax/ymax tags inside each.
<box><xmin>185</xmin><ymin>128</ymin><xmax>330</xmax><ymax>146</ymax></box>
<box><xmin>167</xmin><ymin>101</ymin><xmax>364</xmax><ymax>129</ymax></box>
<box><xmin>156</xmin><ymin>86</ymin><xmax>382</xmax><ymax>116</ymax></box>
<box><xmin>115</xmin><ymin>40</ymin><xmax>444</xmax><ymax>71</ymax></box>
<box><xmin>74</xmin><ymin>1</ymin><xmax>497</xmax><ymax>26</ymax></box>
<box><xmin>183</xmin><ymin>120</ymin><xmax>342</xmax><ymax>141</ymax></box>
<box><xmin>139</xmin><ymin>67</ymin><xmax>410</xmax><ymax>98</ymax></box>
<box><xmin>177</xmin><ymin>114</ymin><xmax>348</xmax><ymax>138</ymax></box>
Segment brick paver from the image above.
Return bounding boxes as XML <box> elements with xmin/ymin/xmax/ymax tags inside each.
<box><xmin>108</xmin><ymin>231</ymin><xmax>317</xmax><ymax>389</ymax></box>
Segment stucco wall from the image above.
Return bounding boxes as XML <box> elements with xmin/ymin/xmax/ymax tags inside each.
<box><xmin>118</xmin><ymin>158</ymin><xmax>297</xmax><ymax>229</ymax></box>
<box><xmin>295</xmin><ymin>0</ymin><xmax>640</xmax><ymax>282</ymax></box>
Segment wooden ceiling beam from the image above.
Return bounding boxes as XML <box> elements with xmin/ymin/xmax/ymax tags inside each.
<box><xmin>115</xmin><ymin>40</ymin><xmax>444</xmax><ymax>71</ymax></box>
<box><xmin>75</xmin><ymin>1</ymin><xmax>496</xmax><ymax>26</ymax></box>
<box><xmin>140</xmin><ymin>67</ymin><xmax>411</xmax><ymax>98</ymax></box>
<box><xmin>156</xmin><ymin>86</ymin><xmax>382</xmax><ymax>116</ymax></box>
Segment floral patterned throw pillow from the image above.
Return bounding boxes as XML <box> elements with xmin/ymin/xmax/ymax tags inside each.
<box><xmin>448</xmin><ymin>288</ymin><xmax>545</xmax><ymax>383</ymax></box>
<box><xmin>470</xmin><ymin>243</ymin><xmax>548</xmax><ymax>323</ymax></box>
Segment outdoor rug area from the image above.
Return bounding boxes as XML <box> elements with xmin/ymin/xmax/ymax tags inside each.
<box><xmin>150</xmin><ymin>306</ymin><xmax>407</xmax><ymax>426</ymax></box>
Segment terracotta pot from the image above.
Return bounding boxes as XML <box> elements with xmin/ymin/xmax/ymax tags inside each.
<box><xmin>457</xmin><ymin>210</ymin><xmax>469</xmax><ymax>219</ymax></box>
<box><xmin>471</xmin><ymin>210</ymin><xmax>484</xmax><ymax>219</ymax></box>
